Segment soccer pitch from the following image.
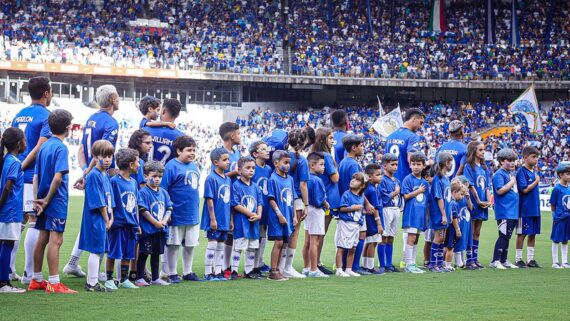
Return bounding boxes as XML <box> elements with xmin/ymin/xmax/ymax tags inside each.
<box><xmin>2</xmin><ymin>196</ymin><xmax>569</xmax><ymax>321</ymax></box>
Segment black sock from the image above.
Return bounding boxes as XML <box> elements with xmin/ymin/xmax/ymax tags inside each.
<box><xmin>107</xmin><ymin>271</ymin><xmax>114</xmax><ymax>281</ymax></box>
<box><xmin>150</xmin><ymin>255</ymin><xmax>160</xmax><ymax>281</ymax></box>
<box><xmin>120</xmin><ymin>265</ymin><xmax>129</xmax><ymax>283</ymax></box>
<box><xmin>137</xmin><ymin>254</ymin><xmax>148</xmax><ymax>279</ymax></box>
<box><xmin>129</xmin><ymin>270</ymin><xmax>137</xmax><ymax>281</ymax></box>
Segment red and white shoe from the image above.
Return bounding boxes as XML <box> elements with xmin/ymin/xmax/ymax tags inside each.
<box><xmin>45</xmin><ymin>282</ymin><xmax>77</xmax><ymax>294</ymax></box>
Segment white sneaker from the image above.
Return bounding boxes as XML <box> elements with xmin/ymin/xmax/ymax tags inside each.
<box><xmin>335</xmin><ymin>270</ymin><xmax>350</xmax><ymax>277</ymax></box>
<box><xmin>159</xmin><ymin>271</ymin><xmax>170</xmax><ymax>281</ymax></box>
<box><xmin>21</xmin><ymin>275</ymin><xmax>32</xmax><ymax>286</ymax></box>
<box><xmin>151</xmin><ymin>279</ymin><xmax>170</xmax><ymax>286</ymax></box>
<box><xmin>562</xmin><ymin>263</ymin><xmax>570</xmax><ymax>269</ymax></box>
<box><xmin>502</xmin><ymin>261</ymin><xmax>518</xmax><ymax>269</ymax></box>
<box><xmin>63</xmin><ymin>264</ymin><xmax>86</xmax><ymax>277</ymax></box>
<box><xmin>552</xmin><ymin>263</ymin><xmax>563</xmax><ymax>269</ymax></box>
<box><xmin>282</xmin><ymin>267</ymin><xmax>307</xmax><ymax>278</ymax></box>
<box><xmin>307</xmin><ymin>270</ymin><xmax>329</xmax><ymax>278</ymax></box>
<box><xmin>98</xmin><ymin>272</ymin><xmax>107</xmax><ymax>282</ymax></box>
<box><xmin>345</xmin><ymin>270</ymin><xmax>361</xmax><ymax>277</ymax></box>
<box><xmin>9</xmin><ymin>272</ymin><xmax>22</xmax><ymax>281</ymax></box>
<box><xmin>0</xmin><ymin>284</ymin><xmax>26</xmax><ymax>293</ymax></box>
<box><xmin>301</xmin><ymin>268</ymin><xmax>310</xmax><ymax>276</ymax></box>
<box><xmin>489</xmin><ymin>261</ymin><xmax>506</xmax><ymax>269</ymax></box>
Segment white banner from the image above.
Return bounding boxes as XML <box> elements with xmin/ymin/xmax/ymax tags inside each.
<box><xmin>509</xmin><ymin>85</ymin><xmax>542</xmax><ymax>133</ymax></box>
<box><xmin>539</xmin><ymin>194</ymin><xmax>551</xmax><ymax>212</ymax></box>
<box><xmin>372</xmin><ymin>107</ymin><xmax>404</xmax><ymax>138</ymax></box>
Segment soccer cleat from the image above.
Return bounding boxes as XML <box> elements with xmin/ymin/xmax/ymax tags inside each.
<box><xmin>204</xmin><ymin>274</ymin><xmax>220</xmax><ymax>281</ymax></box>
<box><xmin>552</xmin><ymin>263</ymin><xmax>563</xmax><ymax>269</ymax></box>
<box><xmin>464</xmin><ymin>263</ymin><xmax>479</xmax><ymax>271</ymax></box>
<box><xmin>345</xmin><ymin>270</ymin><xmax>361</xmax><ymax>277</ymax></box>
<box><xmin>489</xmin><ymin>261</ymin><xmax>506</xmax><ymax>269</ymax></box>
<box><xmin>385</xmin><ymin>265</ymin><xmax>400</xmax><ymax>273</ymax></box>
<box><xmin>159</xmin><ymin>271</ymin><xmax>169</xmax><ymax>282</ymax></box>
<box><xmin>98</xmin><ymin>272</ymin><xmax>107</xmax><ymax>282</ymax></box>
<box><xmin>223</xmin><ymin>268</ymin><xmax>232</xmax><ymax>279</ymax></box>
<box><xmin>317</xmin><ymin>264</ymin><xmax>334</xmax><ymax>275</ymax></box>
<box><xmin>119</xmin><ymin>280</ymin><xmax>139</xmax><ymax>289</ymax></box>
<box><xmin>21</xmin><ymin>275</ymin><xmax>32</xmax><ymax>286</ymax></box>
<box><xmin>502</xmin><ymin>261</ymin><xmax>518</xmax><ymax>269</ymax></box>
<box><xmin>134</xmin><ymin>278</ymin><xmax>150</xmax><ymax>287</ymax></box>
<box><xmin>9</xmin><ymin>272</ymin><xmax>22</xmax><ymax>282</ymax></box>
<box><xmin>0</xmin><ymin>284</ymin><xmax>26</xmax><ymax>293</ymax></box>
<box><xmin>282</xmin><ymin>268</ymin><xmax>306</xmax><ymax>278</ymax></box>
<box><xmin>514</xmin><ymin>260</ymin><xmax>528</xmax><ymax>268</ymax></box>
<box><xmin>562</xmin><ymin>263</ymin><xmax>570</xmax><ymax>269</ymax></box>
<box><xmin>244</xmin><ymin>272</ymin><xmax>261</xmax><ymax>279</ymax></box>
<box><xmin>335</xmin><ymin>270</ymin><xmax>350</xmax><ymax>277</ymax></box>
<box><xmin>46</xmin><ymin>282</ymin><xmax>77</xmax><ymax>294</ymax></box>
<box><xmin>307</xmin><ymin>270</ymin><xmax>329</xmax><ymax>278</ymax></box>
<box><xmin>267</xmin><ymin>271</ymin><xmax>287</xmax><ymax>281</ymax></box>
<box><xmin>423</xmin><ymin>261</ymin><xmax>431</xmax><ymax>269</ymax></box>
<box><xmin>259</xmin><ymin>264</ymin><xmax>271</xmax><ymax>273</ymax></box>
<box><xmin>474</xmin><ymin>261</ymin><xmax>485</xmax><ymax>269</ymax></box>
<box><xmin>429</xmin><ymin>266</ymin><xmax>443</xmax><ymax>273</ymax></box>
<box><xmin>215</xmin><ymin>273</ymin><xmax>228</xmax><ymax>281</ymax></box>
<box><xmin>151</xmin><ymin>279</ymin><xmax>170</xmax><ymax>286</ymax></box>
<box><xmin>182</xmin><ymin>273</ymin><xmax>204</xmax><ymax>282</ymax></box>
<box><xmin>104</xmin><ymin>280</ymin><xmax>118</xmax><ymax>291</ymax></box>
<box><xmin>230</xmin><ymin>271</ymin><xmax>239</xmax><ymax>280</ymax></box>
<box><xmin>63</xmin><ymin>264</ymin><xmax>86</xmax><ymax>278</ymax></box>
<box><xmin>168</xmin><ymin>275</ymin><xmax>181</xmax><ymax>284</ymax></box>
<box><xmin>526</xmin><ymin>260</ymin><xmax>541</xmax><ymax>268</ymax></box>
<box><xmin>354</xmin><ymin>268</ymin><xmax>371</xmax><ymax>275</ymax></box>
<box><xmin>368</xmin><ymin>268</ymin><xmax>385</xmax><ymax>275</ymax></box>
<box><xmin>440</xmin><ymin>266</ymin><xmax>452</xmax><ymax>273</ymax></box>
<box><xmin>84</xmin><ymin>283</ymin><xmax>107</xmax><ymax>293</ymax></box>
<box><xmin>404</xmin><ymin>264</ymin><xmax>424</xmax><ymax>274</ymax></box>
<box><xmin>28</xmin><ymin>279</ymin><xmax>48</xmax><ymax>291</ymax></box>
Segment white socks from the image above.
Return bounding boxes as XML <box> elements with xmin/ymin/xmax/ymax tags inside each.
<box><xmin>48</xmin><ymin>274</ymin><xmax>60</xmax><ymax>284</ymax></box>
<box><xmin>454</xmin><ymin>252</ymin><xmax>464</xmax><ymax>267</ymax></box>
<box><xmin>10</xmin><ymin>239</ymin><xmax>19</xmax><ymax>274</ymax></box>
<box><xmin>404</xmin><ymin>244</ymin><xmax>414</xmax><ymax>265</ymax></box>
<box><xmin>245</xmin><ymin>249</ymin><xmax>256</xmax><ymax>274</ymax></box>
<box><xmin>255</xmin><ymin>237</ymin><xmax>267</xmax><ymax>268</ymax></box>
<box><xmin>552</xmin><ymin>243</ymin><xmax>559</xmax><ymax>264</ymax></box>
<box><xmin>204</xmin><ymin>242</ymin><xmax>217</xmax><ymax>275</ymax></box>
<box><xmin>182</xmin><ymin>247</ymin><xmax>195</xmax><ymax>275</ymax></box>
<box><xmin>231</xmin><ymin>249</ymin><xmax>242</xmax><ymax>272</ymax></box>
<box><xmin>87</xmin><ymin>253</ymin><xmax>100</xmax><ymax>286</ymax></box>
<box><xmin>24</xmin><ymin>224</ymin><xmax>39</xmax><ymax>277</ymax></box>
<box><xmin>562</xmin><ymin>244</ymin><xmax>568</xmax><ymax>264</ymax></box>
<box><xmin>362</xmin><ymin>257</ymin><xmax>374</xmax><ymax>269</ymax></box>
<box><xmin>284</xmin><ymin>248</ymin><xmax>296</xmax><ymax>271</ymax></box>
<box><xmin>279</xmin><ymin>248</ymin><xmax>287</xmax><ymax>271</ymax></box>
<box><xmin>215</xmin><ymin>242</ymin><xmax>225</xmax><ymax>274</ymax></box>
<box><xmin>161</xmin><ymin>245</ymin><xmax>168</xmax><ymax>274</ymax></box>
<box><xmin>527</xmin><ymin>247</ymin><xmax>535</xmax><ymax>261</ymax></box>
<box><xmin>68</xmin><ymin>233</ymin><xmax>83</xmax><ymax>266</ymax></box>
<box><xmin>412</xmin><ymin>245</ymin><xmax>417</xmax><ymax>264</ymax></box>
<box><xmin>402</xmin><ymin>233</ymin><xmax>408</xmax><ymax>251</ymax></box>
<box><xmin>224</xmin><ymin>243</ymin><xmax>232</xmax><ymax>271</ymax></box>
<box><xmin>33</xmin><ymin>272</ymin><xmax>43</xmax><ymax>282</ymax></box>
<box><xmin>515</xmin><ymin>249</ymin><xmax>523</xmax><ymax>262</ymax></box>
<box><xmin>165</xmin><ymin>245</ymin><xmax>179</xmax><ymax>276</ymax></box>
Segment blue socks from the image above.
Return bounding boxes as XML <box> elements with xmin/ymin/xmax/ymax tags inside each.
<box><xmin>385</xmin><ymin>243</ymin><xmax>394</xmax><ymax>268</ymax></box>
<box><xmin>466</xmin><ymin>246</ymin><xmax>473</xmax><ymax>265</ymax></box>
<box><xmin>377</xmin><ymin>244</ymin><xmax>386</xmax><ymax>268</ymax></box>
<box><xmin>0</xmin><ymin>242</ymin><xmax>14</xmax><ymax>282</ymax></box>
<box><xmin>437</xmin><ymin>244</ymin><xmax>445</xmax><ymax>267</ymax></box>
<box><xmin>352</xmin><ymin>239</ymin><xmax>364</xmax><ymax>270</ymax></box>
<box><xmin>430</xmin><ymin>243</ymin><xmax>438</xmax><ymax>267</ymax></box>
<box><xmin>473</xmin><ymin>239</ymin><xmax>479</xmax><ymax>262</ymax></box>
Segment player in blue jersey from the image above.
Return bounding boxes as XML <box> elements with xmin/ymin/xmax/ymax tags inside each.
<box><xmin>463</xmin><ymin>141</ymin><xmax>491</xmax><ymax>269</ymax></box>
<box><xmin>201</xmin><ymin>148</ymin><xmax>231</xmax><ymax>281</ymax></box>
<box><xmin>128</xmin><ymin>129</ymin><xmax>153</xmax><ymax>188</ymax></box>
<box><xmin>249</xmin><ymin>141</ymin><xmax>272</xmax><ymax>275</ymax></box>
<box><xmin>362</xmin><ymin>164</ymin><xmax>383</xmax><ymax>274</ymax></box>
<box><xmin>11</xmin><ymin>76</ymin><xmax>52</xmax><ymax>284</ymax></box>
<box><xmin>267</xmin><ymin>151</ymin><xmax>296</xmax><ymax>281</ymax></box>
<box><xmin>162</xmin><ymin>136</ymin><xmax>203</xmax><ymax>283</ymax></box>
<box><xmin>142</xmin><ymin>98</ymin><xmax>184</xmax><ymax>165</ymax></box>
<box><xmin>449</xmin><ymin>176</ymin><xmax>473</xmax><ymax>269</ymax></box>
<box><xmin>0</xmin><ymin>128</ymin><xmax>27</xmax><ymax>293</ymax></box>
<box><xmin>78</xmin><ymin>141</ymin><xmax>115</xmax><ymax>292</ymax></box>
<box><xmin>436</xmin><ymin>120</ymin><xmax>467</xmax><ymax>179</ymax></box>
<box><xmin>401</xmin><ymin>152</ymin><xmax>429</xmax><ymax>274</ymax></box>
<box><xmin>490</xmin><ymin>149</ymin><xmax>520</xmax><ymax>269</ymax></box>
<box><xmin>421</xmin><ymin>165</ymin><xmax>434</xmax><ymax>268</ymax></box>
<box><xmin>105</xmin><ymin>148</ymin><xmax>141</xmax><ymax>289</ymax></box>
<box><xmin>384</xmin><ymin>108</ymin><xmax>425</xmax><ymax>182</ymax></box>
<box><xmin>428</xmin><ymin>152</ymin><xmax>453</xmax><ymax>273</ymax></box>
<box><xmin>309</xmin><ymin>127</ymin><xmax>338</xmax><ymax>275</ymax></box>
<box><xmin>29</xmin><ymin>109</ymin><xmax>77</xmax><ymax>294</ymax></box>
<box><xmin>379</xmin><ymin>153</ymin><xmax>402</xmax><ymax>272</ymax></box>
<box><xmin>514</xmin><ymin>146</ymin><xmax>542</xmax><ymax>268</ymax></box>
<box><xmin>335</xmin><ymin>172</ymin><xmax>366</xmax><ymax>277</ymax></box>
<box><xmin>443</xmin><ymin>179</ymin><xmax>471</xmax><ymax>270</ymax></box>
<box><xmin>136</xmin><ymin>161</ymin><xmax>172</xmax><ymax>286</ymax></box>
<box><xmin>230</xmin><ymin>157</ymin><xmax>263</xmax><ymax>279</ymax></box>
<box><xmin>550</xmin><ymin>163</ymin><xmax>570</xmax><ymax>269</ymax></box>
<box><xmin>138</xmin><ymin>96</ymin><xmax>175</xmax><ymax>129</ymax></box>
<box><xmin>331</xmin><ymin>109</ymin><xmax>348</xmax><ymax>163</ymax></box>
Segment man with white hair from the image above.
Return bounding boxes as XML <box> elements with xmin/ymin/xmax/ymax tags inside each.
<box><xmin>63</xmin><ymin>84</ymin><xmax>120</xmax><ymax>279</ymax></box>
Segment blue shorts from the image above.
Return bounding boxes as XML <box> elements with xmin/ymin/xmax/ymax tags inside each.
<box><xmin>35</xmin><ymin>215</ymin><xmax>66</xmax><ymax>233</ymax></box>
<box><xmin>139</xmin><ymin>232</ymin><xmax>166</xmax><ymax>255</ymax></box>
<box><xmin>471</xmin><ymin>206</ymin><xmax>489</xmax><ymax>221</ymax></box>
<box><xmin>551</xmin><ymin>217</ymin><xmax>570</xmax><ymax>243</ymax></box>
<box><xmin>107</xmin><ymin>227</ymin><xmax>138</xmax><ymax>260</ymax></box>
<box><xmin>206</xmin><ymin>230</ymin><xmax>228</xmax><ymax>242</ymax></box>
<box><xmin>517</xmin><ymin>217</ymin><xmax>541</xmax><ymax>236</ymax></box>
<box><xmin>454</xmin><ymin>226</ymin><xmax>472</xmax><ymax>252</ymax></box>
<box><xmin>444</xmin><ymin>225</ymin><xmax>457</xmax><ymax>249</ymax></box>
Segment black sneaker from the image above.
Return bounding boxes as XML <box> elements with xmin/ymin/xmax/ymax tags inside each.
<box><xmin>527</xmin><ymin>260</ymin><xmax>542</xmax><ymax>268</ymax></box>
<box><xmin>84</xmin><ymin>283</ymin><xmax>107</xmax><ymax>292</ymax></box>
<box><xmin>252</xmin><ymin>268</ymin><xmax>266</xmax><ymax>277</ymax></box>
<box><xmin>317</xmin><ymin>264</ymin><xmax>333</xmax><ymax>275</ymax></box>
<box><xmin>515</xmin><ymin>260</ymin><xmax>528</xmax><ymax>268</ymax></box>
<box><xmin>230</xmin><ymin>271</ymin><xmax>239</xmax><ymax>280</ymax></box>
<box><xmin>244</xmin><ymin>272</ymin><xmax>261</xmax><ymax>279</ymax></box>
<box><xmin>386</xmin><ymin>265</ymin><xmax>400</xmax><ymax>272</ymax></box>
<box><xmin>183</xmin><ymin>273</ymin><xmax>204</xmax><ymax>282</ymax></box>
<box><xmin>474</xmin><ymin>261</ymin><xmax>485</xmax><ymax>269</ymax></box>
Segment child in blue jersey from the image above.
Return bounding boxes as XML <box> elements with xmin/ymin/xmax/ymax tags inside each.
<box><xmin>128</xmin><ymin>129</ymin><xmax>153</xmax><ymax>188</ymax></box>
<box><xmin>335</xmin><ymin>172</ymin><xmax>366</xmax><ymax>277</ymax></box>
<box><xmin>443</xmin><ymin>179</ymin><xmax>471</xmax><ymax>270</ymax></box>
<box><xmin>136</xmin><ymin>161</ymin><xmax>172</xmax><ymax>285</ymax></box>
<box><xmin>362</xmin><ymin>164</ymin><xmax>384</xmax><ymax>274</ymax></box>
<box><xmin>162</xmin><ymin>136</ymin><xmax>202</xmax><ymax>283</ymax></box>
<box><xmin>78</xmin><ymin>140</ymin><xmax>115</xmax><ymax>292</ymax></box>
<box><xmin>401</xmin><ymin>152</ymin><xmax>429</xmax><ymax>273</ymax></box>
<box><xmin>421</xmin><ymin>165</ymin><xmax>434</xmax><ymax>268</ymax></box>
<box><xmin>490</xmin><ymin>148</ymin><xmax>520</xmax><ymax>269</ymax></box>
<box><xmin>267</xmin><ymin>151</ymin><xmax>296</xmax><ymax>281</ymax></box>
<box><xmin>379</xmin><ymin>153</ymin><xmax>402</xmax><ymax>272</ymax></box>
<box><xmin>549</xmin><ymin>163</ymin><xmax>570</xmax><ymax>269</ymax></box>
<box><xmin>249</xmin><ymin>141</ymin><xmax>272</xmax><ymax>275</ymax></box>
<box><xmin>0</xmin><ymin>128</ymin><xmax>26</xmax><ymax>293</ymax></box>
<box><xmin>428</xmin><ymin>152</ymin><xmax>453</xmax><ymax>273</ymax></box>
<box><xmin>105</xmin><ymin>148</ymin><xmax>140</xmax><ymax>289</ymax></box>
<box><xmin>142</xmin><ymin>98</ymin><xmax>184</xmax><ymax>164</ymax></box>
<box><xmin>462</xmin><ymin>141</ymin><xmax>491</xmax><ymax>269</ymax></box>
<box><xmin>138</xmin><ymin>96</ymin><xmax>175</xmax><ymax>129</ymax></box>
<box><xmin>515</xmin><ymin>146</ymin><xmax>542</xmax><ymax>268</ymax></box>
<box><xmin>29</xmin><ymin>109</ymin><xmax>76</xmax><ymax>294</ymax></box>
<box><xmin>201</xmin><ymin>148</ymin><xmax>231</xmax><ymax>281</ymax></box>
<box><xmin>302</xmin><ymin>152</ymin><xmax>330</xmax><ymax>277</ymax></box>
<box><xmin>230</xmin><ymin>157</ymin><xmax>264</xmax><ymax>279</ymax></box>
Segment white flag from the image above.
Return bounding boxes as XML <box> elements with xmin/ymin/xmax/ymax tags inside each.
<box><xmin>509</xmin><ymin>85</ymin><xmax>542</xmax><ymax>133</ymax></box>
<box><xmin>372</xmin><ymin>107</ymin><xmax>404</xmax><ymax>138</ymax></box>
<box><xmin>377</xmin><ymin>95</ymin><xmax>384</xmax><ymax>117</ymax></box>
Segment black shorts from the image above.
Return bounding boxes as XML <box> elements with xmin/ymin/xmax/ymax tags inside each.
<box><xmin>139</xmin><ymin>232</ymin><xmax>166</xmax><ymax>255</ymax></box>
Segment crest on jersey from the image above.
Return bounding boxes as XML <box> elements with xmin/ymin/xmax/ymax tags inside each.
<box><xmin>416</xmin><ymin>185</ymin><xmax>425</xmax><ymax>203</ymax></box>
<box><xmin>218</xmin><ymin>185</ymin><xmax>231</xmax><ymax>204</ymax></box>
<box><xmin>241</xmin><ymin>195</ymin><xmax>257</xmax><ymax>212</ymax></box>
<box><xmin>563</xmin><ymin>195</ymin><xmax>570</xmax><ymax>210</ymax></box>
<box><xmin>185</xmin><ymin>170</ymin><xmax>200</xmax><ymax>189</ymax></box>
<box><xmin>460</xmin><ymin>207</ymin><xmax>471</xmax><ymax>222</ymax></box>
<box><xmin>121</xmin><ymin>192</ymin><xmax>137</xmax><ymax>214</ymax></box>
<box><xmin>281</xmin><ymin>188</ymin><xmax>293</xmax><ymax>207</ymax></box>
<box><xmin>445</xmin><ymin>158</ymin><xmax>456</xmax><ymax>178</ymax></box>
<box><xmin>477</xmin><ymin>175</ymin><xmax>486</xmax><ymax>190</ymax></box>
<box><xmin>151</xmin><ymin>201</ymin><xmax>166</xmax><ymax>221</ymax></box>
<box><xmin>257</xmin><ymin>177</ymin><xmax>269</xmax><ymax>196</ymax></box>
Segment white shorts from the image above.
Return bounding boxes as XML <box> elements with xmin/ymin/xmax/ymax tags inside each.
<box><xmin>335</xmin><ymin>220</ymin><xmax>360</xmax><ymax>249</ymax></box>
<box><xmin>0</xmin><ymin>222</ymin><xmax>22</xmax><ymax>241</ymax></box>
<box><xmin>359</xmin><ymin>218</ymin><xmax>367</xmax><ymax>232</ymax></box>
<box><xmin>365</xmin><ymin>234</ymin><xmax>382</xmax><ymax>244</ymax></box>
<box><xmin>23</xmin><ymin>183</ymin><xmax>35</xmax><ymax>214</ymax></box>
<box><xmin>403</xmin><ymin>227</ymin><xmax>420</xmax><ymax>234</ymax></box>
<box><xmin>294</xmin><ymin>198</ymin><xmax>305</xmax><ymax>211</ymax></box>
<box><xmin>382</xmin><ymin>207</ymin><xmax>401</xmax><ymax>237</ymax></box>
<box><xmin>166</xmin><ymin>224</ymin><xmax>200</xmax><ymax>247</ymax></box>
<box><xmin>234</xmin><ymin>238</ymin><xmax>259</xmax><ymax>251</ymax></box>
<box><xmin>424</xmin><ymin>229</ymin><xmax>435</xmax><ymax>242</ymax></box>
<box><xmin>305</xmin><ymin>206</ymin><xmax>325</xmax><ymax>235</ymax></box>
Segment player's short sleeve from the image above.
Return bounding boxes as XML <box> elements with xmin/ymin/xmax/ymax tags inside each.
<box><xmin>163</xmin><ymin>190</ymin><xmax>173</xmax><ymax>209</ymax></box>
<box><xmin>348</xmin><ymin>162</ymin><xmax>360</xmax><ymax>179</ymax></box>
<box><xmin>267</xmin><ymin>178</ymin><xmax>278</xmax><ymax>200</ymax></box>
<box><xmin>364</xmin><ymin>186</ymin><xmax>379</xmax><ymax>208</ymax></box>
<box><xmin>40</xmin><ymin>117</ymin><xmax>51</xmax><ymax>138</ymax></box>
<box><xmin>86</xmin><ymin>173</ymin><xmax>107</xmax><ymax>211</ymax></box>
<box><xmin>493</xmin><ymin>172</ymin><xmax>507</xmax><ymax>192</ymax></box>
<box><xmin>256</xmin><ymin>185</ymin><xmax>264</xmax><ymax>207</ymax></box>
<box><xmin>464</xmin><ymin>164</ymin><xmax>475</xmax><ymax>186</ymax></box>
<box><xmin>451</xmin><ymin>202</ymin><xmax>460</xmax><ymax>219</ymax></box>
<box><xmin>137</xmin><ymin>189</ymin><xmax>150</xmax><ymax>211</ymax></box>
<box><xmin>516</xmin><ymin>169</ymin><xmax>529</xmax><ymax>193</ymax></box>
<box><xmin>6</xmin><ymin>160</ymin><xmax>19</xmax><ymax>181</ymax></box>
<box><xmin>103</xmin><ymin>122</ymin><xmax>119</xmax><ymax>146</ymax></box>
<box><xmin>402</xmin><ymin>176</ymin><xmax>413</xmax><ymax>195</ymax></box>
<box><xmin>297</xmin><ymin>157</ymin><xmax>309</xmax><ymax>182</ymax></box>
<box><xmin>549</xmin><ymin>186</ymin><xmax>558</xmax><ymax>208</ymax></box>
<box><xmin>434</xmin><ymin>177</ymin><xmax>445</xmax><ymax>200</ymax></box>
<box><xmin>203</xmin><ymin>176</ymin><xmax>215</xmax><ymax>200</ymax></box>
<box><xmin>407</xmin><ymin>133</ymin><xmax>420</xmax><ymax>150</ymax></box>
<box><xmin>230</xmin><ymin>182</ymin><xmax>241</xmax><ymax>207</ymax></box>
<box><xmin>339</xmin><ymin>191</ymin><xmax>350</xmax><ymax>208</ymax></box>
<box><xmin>161</xmin><ymin>164</ymin><xmax>172</xmax><ymax>190</ymax></box>
<box><xmin>324</xmin><ymin>154</ymin><xmax>337</xmax><ymax>175</ymax></box>
<box><xmin>54</xmin><ymin>145</ymin><xmax>69</xmax><ymax>174</ymax></box>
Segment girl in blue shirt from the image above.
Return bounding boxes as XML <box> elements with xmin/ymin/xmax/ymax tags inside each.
<box><xmin>549</xmin><ymin>163</ymin><xmax>570</xmax><ymax>268</ymax></box>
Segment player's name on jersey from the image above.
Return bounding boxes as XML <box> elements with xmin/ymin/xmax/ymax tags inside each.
<box><xmin>14</xmin><ymin>116</ymin><xmax>33</xmax><ymax>123</ymax></box>
<box><xmin>153</xmin><ymin>136</ymin><xmax>174</xmax><ymax>145</ymax></box>
<box><xmin>387</xmin><ymin>138</ymin><xmax>405</xmax><ymax>145</ymax></box>
<box><xmin>440</xmin><ymin>149</ymin><xmax>460</xmax><ymax>156</ymax></box>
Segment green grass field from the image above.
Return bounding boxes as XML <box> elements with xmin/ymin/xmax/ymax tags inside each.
<box><xmin>1</xmin><ymin>196</ymin><xmax>569</xmax><ymax>321</ymax></box>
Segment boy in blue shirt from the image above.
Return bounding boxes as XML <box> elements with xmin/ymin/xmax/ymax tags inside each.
<box><xmin>105</xmin><ymin>148</ymin><xmax>140</xmax><ymax>290</ymax></box>
<box><xmin>379</xmin><ymin>153</ymin><xmax>402</xmax><ymax>272</ymax></box>
<box><xmin>443</xmin><ymin>179</ymin><xmax>470</xmax><ymax>270</ymax></box>
<box><xmin>201</xmin><ymin>148</ymin><xmax>231</xmax><ymax>281</ymax></box>
<box><xmin>230</xmin><ymin>157</ymin><xmax>263</xmax><ymax>279</ymax></box>
<box><xmin>549</xmin><ymin>163</ymin><xmax>570</xmax><ymax>269</ymax></box>
<box><xmin>136</xmin><ymin>161</ymin><xmax>172</xmax><ymax>286</ymax></box>
<box><xmin>401</xmin><ymin>152</ymin><xmax>429</xmax><ymax>273</ymax></box>
<box><xmin>78</xmin><ymin>140</ymin><xmax>115</xmax><ymax>292</ymax></box>
<box><xmin>267</xmin><ymin>151</ymin><xmax>296</xmax><ymax>281</ymax></box>
<box><xmin>249</xmin><ymin>141</ymin><xmax>272</xmax><ymax>274</ymax></box>
<box><xmin>29</xmin><ymin>110</ymin><xmax>77</xmax><ymax>294</ymax></box>
<box><xmin>490</xmin><ymin>148</ymin><xmax>520</xmax><ymax>269</ymax></box>
<box><xmin>451</xmin><ymin>176</ymin><xmax>473</xmax><ymax>269</ymax></box>
<box><xmin>514</xmin><ymin>146</ymin><xmax>542</xmax><ymax>268</ymax></box>
<box><xmin>138</xmin><ymin>96</ymin><xmax>175</xmax><ymax>129</ymax></box>
<box><xmin>162</xmin><ymin>136</ymin><xmax>202</xmax><ymax>283</ymax></box>
<box><xmin>362</xmin><ymin>164</ymin><xmax>384</xmax><ymax>274</ymax></box>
